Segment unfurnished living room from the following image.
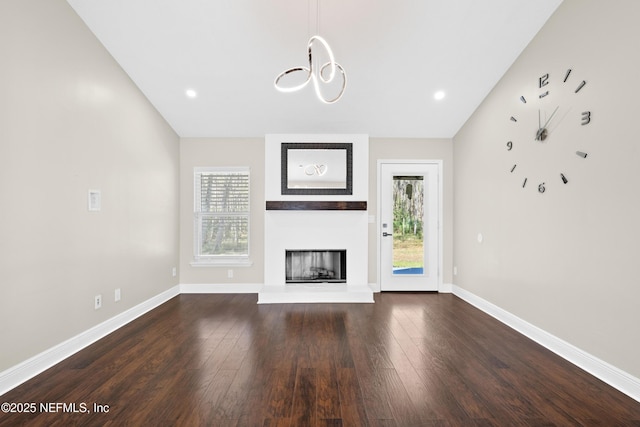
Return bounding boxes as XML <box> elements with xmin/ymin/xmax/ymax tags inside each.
<box><xmin>1</xmin><ymin>0</ymin><xmax>639</xmax><ymax>425</ymax></box>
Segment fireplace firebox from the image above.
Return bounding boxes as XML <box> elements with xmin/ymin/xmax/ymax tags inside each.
<box><xmin>285</xmin><ymin>250</ymin><xmax>347</xmax><ymax>284</ymax></box>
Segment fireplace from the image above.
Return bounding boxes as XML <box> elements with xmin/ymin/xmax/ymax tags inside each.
<box><xmin>260</xmin><ymin>134</ymin><xmax>373</xmax><ymax>303</ymax></box>
<box><xmin>286</xmin><ymin>250</ymin><xmax>346</xmax><ymax>284</ymax></box>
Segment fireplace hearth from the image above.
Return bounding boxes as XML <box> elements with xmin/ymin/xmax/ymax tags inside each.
<box><xmin>286</xmin><ymin>250</ymin><xmax>346</xmax><ymax>284</ymax></box>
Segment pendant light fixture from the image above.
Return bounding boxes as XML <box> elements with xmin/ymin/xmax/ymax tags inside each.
<box><xmin>274</xmin><ymin>0</ymin><xmax>347</xmax><ymax>104</ymax></box>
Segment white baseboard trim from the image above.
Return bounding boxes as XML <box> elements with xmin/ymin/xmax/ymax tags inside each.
<box><xmin>180</xmin><ymin>283</ymin><xmax>262</xmax><ymax>293</ymax></box>
<box><xmin>0</xmin><ymin>285</ymin><xmax>180</xmax><ymax>397</ymax></box>
<box><xmin>452</xmin><ymin>285</ymin><xmax>640</xmax><ymax>403</ymax></box>
<box><xmin>439</xmin><ymin>282</ymin><xmax>453</xmax><ymax>293</ymax></box>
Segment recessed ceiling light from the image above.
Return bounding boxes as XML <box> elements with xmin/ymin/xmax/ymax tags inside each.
<box><xmin>185</xmin><ymin>89</ymin><xmax>198</xmax><ymax>98</ymax></box>
<box><xmin>434</xmin><ymin>90</ymin><xmax>446</xmax><ymax>101</ymax></box>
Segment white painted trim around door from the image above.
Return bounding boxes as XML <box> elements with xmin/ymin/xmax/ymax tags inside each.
<box><xmin>376</xmin><ymin>159</ymin><xmax>443</xmax><ymax>292</ymax></box>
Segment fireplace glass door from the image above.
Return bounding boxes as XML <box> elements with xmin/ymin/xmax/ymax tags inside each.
<box><xmin>286</xmin><ymin>250</ymin><xmax>347</xmax><ymax>284</ymax></box>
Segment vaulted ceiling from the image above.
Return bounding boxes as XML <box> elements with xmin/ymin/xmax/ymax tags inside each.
<box><xmin>66</xmin><ymin>0</ymin><xmax>563</xmax><ymax>138</ymax></box>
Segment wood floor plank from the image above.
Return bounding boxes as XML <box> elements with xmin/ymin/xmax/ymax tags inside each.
<box><xmin>1</xmin><ymin>293</ymin><xmax>639</xmax><ymax>426</ymax></box>
<box><xmin>335</xmin><ymin>367</ymin><xmax>370</xmax><ymax>427</ymax></box>
<box><xmin>290</xmin><ymin>367</ymin><xmax>317</xmax><ymax>426</ymax></box>
<box><xmin>377</xmin><ymin>367</ymin><xmax>428</xmax><ymax>426</ymax></box>
<box><xmin>316</xmin><ymin>366</ymin><xmax>342</xmax><ymax>421</ymax></box>
<box><xmin>264</xmin><ymin>367</ymin><xmax>297</xmax><ymax>419</ymax></box>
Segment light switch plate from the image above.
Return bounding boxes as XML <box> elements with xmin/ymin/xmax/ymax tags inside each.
<box><xmin>88</xmin><ymin>190</ymin><xmax>101</xmax><ymax>211</ymax></box>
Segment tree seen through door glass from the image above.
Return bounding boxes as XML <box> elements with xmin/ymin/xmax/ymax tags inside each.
<box><xmin>392</xmin><ymin>176</ymin><xmax>424</xmax><ymax>275</ymax></box>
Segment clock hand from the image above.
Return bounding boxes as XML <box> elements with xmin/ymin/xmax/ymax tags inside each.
<box><xmin>543</xmin><ymin>105</ymin><xmax>560</xmax><ymax>128</ymax></box>
<box><xmin>538</xmin><ymin>109</ymin><xmax>541</xmax><ymax>130</ymax></box>
<box><xmin>536</xmin><ymin>109</ymin><xmax>542</xmax><ymax>140</ymax></box>
<box><xmin>535</xmin><ymin>105</ymin><xmax>559</xmax><ymax>141</ymax></box>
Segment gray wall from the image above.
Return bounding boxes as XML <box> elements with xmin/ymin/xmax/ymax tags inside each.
<box><xmin>453</xmin><ymin>0</ymin><xmax>640</xmax><ymax>378</ymax></box>
<box><xmin>179</xmin><ymin>137</ymin><xmax>454</xmax><ymax>288</ymax></box>
<box><xmin>0</xmin><ymin>0</ymin><xmax>180</xmax><ymax>371</ymax></box>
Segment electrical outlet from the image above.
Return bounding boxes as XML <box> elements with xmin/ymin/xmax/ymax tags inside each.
<box><xmin>172</xmin><ymin>267</ymin><xmax>177</xmax><ymax>277</ymax></box>
<box><xmin>94</xmin><ymin>294</ymin><xmax>102</xmax><ymax>310</ymax></box>
<box><xmin>115</xmin><ymin>288</ymin><xmax>121</xmax><ymax>302</ymax></box>
<box><xmin>227</xmin><ymin>269</ymin><xmax>233</xmax><ymax>279</ymax></box>
<box><xmin>453</xmin><ymin>266</ymin><xmax>458</xmax><ymax>276</ymax></box>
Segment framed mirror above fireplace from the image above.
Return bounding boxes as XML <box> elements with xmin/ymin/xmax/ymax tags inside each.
<box><xmin>281</xmin><ymin>142</ymin><xmax>353</xmax><ymax>195</ymax></box>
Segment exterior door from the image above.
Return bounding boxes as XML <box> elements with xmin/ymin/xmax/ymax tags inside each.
<box><xmin>379</xmin><ymin>161</ymin><xmax>440</xmax><ymax>291</ymax></box>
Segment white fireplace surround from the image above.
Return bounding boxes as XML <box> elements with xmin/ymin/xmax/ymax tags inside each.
<box><xmin>259</xmin><ymin>134</ymin><xmax>374</xmax><ymax>303</ymax></box>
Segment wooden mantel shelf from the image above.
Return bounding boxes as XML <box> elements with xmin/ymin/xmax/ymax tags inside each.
<box><xmin>266</xmin><ymin>201</ymin><xmax>367</xmax><ymax>211</ymax></box>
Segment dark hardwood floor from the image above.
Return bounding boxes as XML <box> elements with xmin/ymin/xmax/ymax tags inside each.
<box><xmin>1</xmin><ymin>293</ymin><xmax>639</xmax><ymax>426</ymax></box>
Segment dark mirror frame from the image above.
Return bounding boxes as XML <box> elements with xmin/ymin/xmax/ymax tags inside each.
<box><xmin>281</xmin><ymin>142</ymin><xmax>353</xmax><ymax>195</ymax></box>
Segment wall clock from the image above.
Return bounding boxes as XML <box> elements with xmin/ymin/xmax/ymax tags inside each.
<box><xmin>506</xmin><ymin>68</ymin><xmax>591</xmax><ymax>193</ymax></box>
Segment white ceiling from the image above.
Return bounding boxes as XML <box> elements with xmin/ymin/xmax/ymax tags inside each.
<box><xmin>66</xmin><ymin>0</ymin><xmax>562</xmax><ymax>138</ymax></box>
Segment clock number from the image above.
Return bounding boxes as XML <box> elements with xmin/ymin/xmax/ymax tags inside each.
<box><xmin>520</xmin><ymin>96</ymin><xmax>527</xmax><ymax>104</ymax></box>
<box><xmin>511</xmin><ymin>164</ymin><xmax>517</xmax><ymax>173</ymax></box>
<box><xmin>563</xmin><ymin>69</ymin><xmax>572</xmax><ymax>82</ymax></box>
<box><xmin>576</xmin><ymin>151</ymin><xmax>588</xmax><ymax>158</ymax></box>
<box><xmin>539</xmin><ymin>73</ymin><xmax>549</xmax><ymax>88</ymax></box>
<box><xmin>510</xmin><ymin>116</ymin><xmax>517</xmax><ymax>122</ymax></box>
<box><xmin>575</xmin><ymin>80</ymin><xmax>586</xmax><ymax>93</ymax></box>
<box><xmin>561</xmin><ymin>173</ymin><xmax>568</xmax><ymax>184</ymax></box>
<box><xmin>506</xmin><ymin>141</ymin><xmax>513</xmax><ymax>151</ymax></box>
<box><xmin>538</xmin><ymin>183</ymin><xmax>546</xmax><ymax>193</ymax></box>
<box><xmin>522</xmin><ymin>178</ymin><xmax>528</xmax><ymax>188</ymax></box>
<box><xmin>581</xmin><ymin>111</ymin><xmax>591</xmax><ymax>125</ymax></box>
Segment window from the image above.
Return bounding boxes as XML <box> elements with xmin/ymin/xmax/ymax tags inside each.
<box><xmin>192</xmin><ymin>167</ymin><xmax>251</xmax><ymax>266</ymax></box>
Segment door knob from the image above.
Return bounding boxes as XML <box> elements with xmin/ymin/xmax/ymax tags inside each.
<box><xmin>382</xmin><ymin>232</ymin><xmax>393</xmax><ymax>237</ymax></box>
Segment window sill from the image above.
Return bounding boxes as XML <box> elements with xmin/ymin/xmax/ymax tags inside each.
<box><xmin>190</xmin><ymin>258</ymin><xmax>253</xmax><ymax>268</ymax></box>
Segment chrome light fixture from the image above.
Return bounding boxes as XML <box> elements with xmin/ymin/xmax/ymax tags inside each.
<box><xmin>274</xmin><ymin>2</ymin><xmax>346</xmax><ymax>104</ymax></box>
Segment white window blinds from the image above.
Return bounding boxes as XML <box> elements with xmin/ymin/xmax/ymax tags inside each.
<box><xmin>194</xmin><ymin>168</ymin><xmax>250</xmax><ymax>260</ymax></box>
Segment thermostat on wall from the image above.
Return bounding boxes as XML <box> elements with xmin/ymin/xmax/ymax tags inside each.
<box><xmin>88</xmin><ymin>189</ymin><xmax>101</xmax><ymax>212</ymax></box>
